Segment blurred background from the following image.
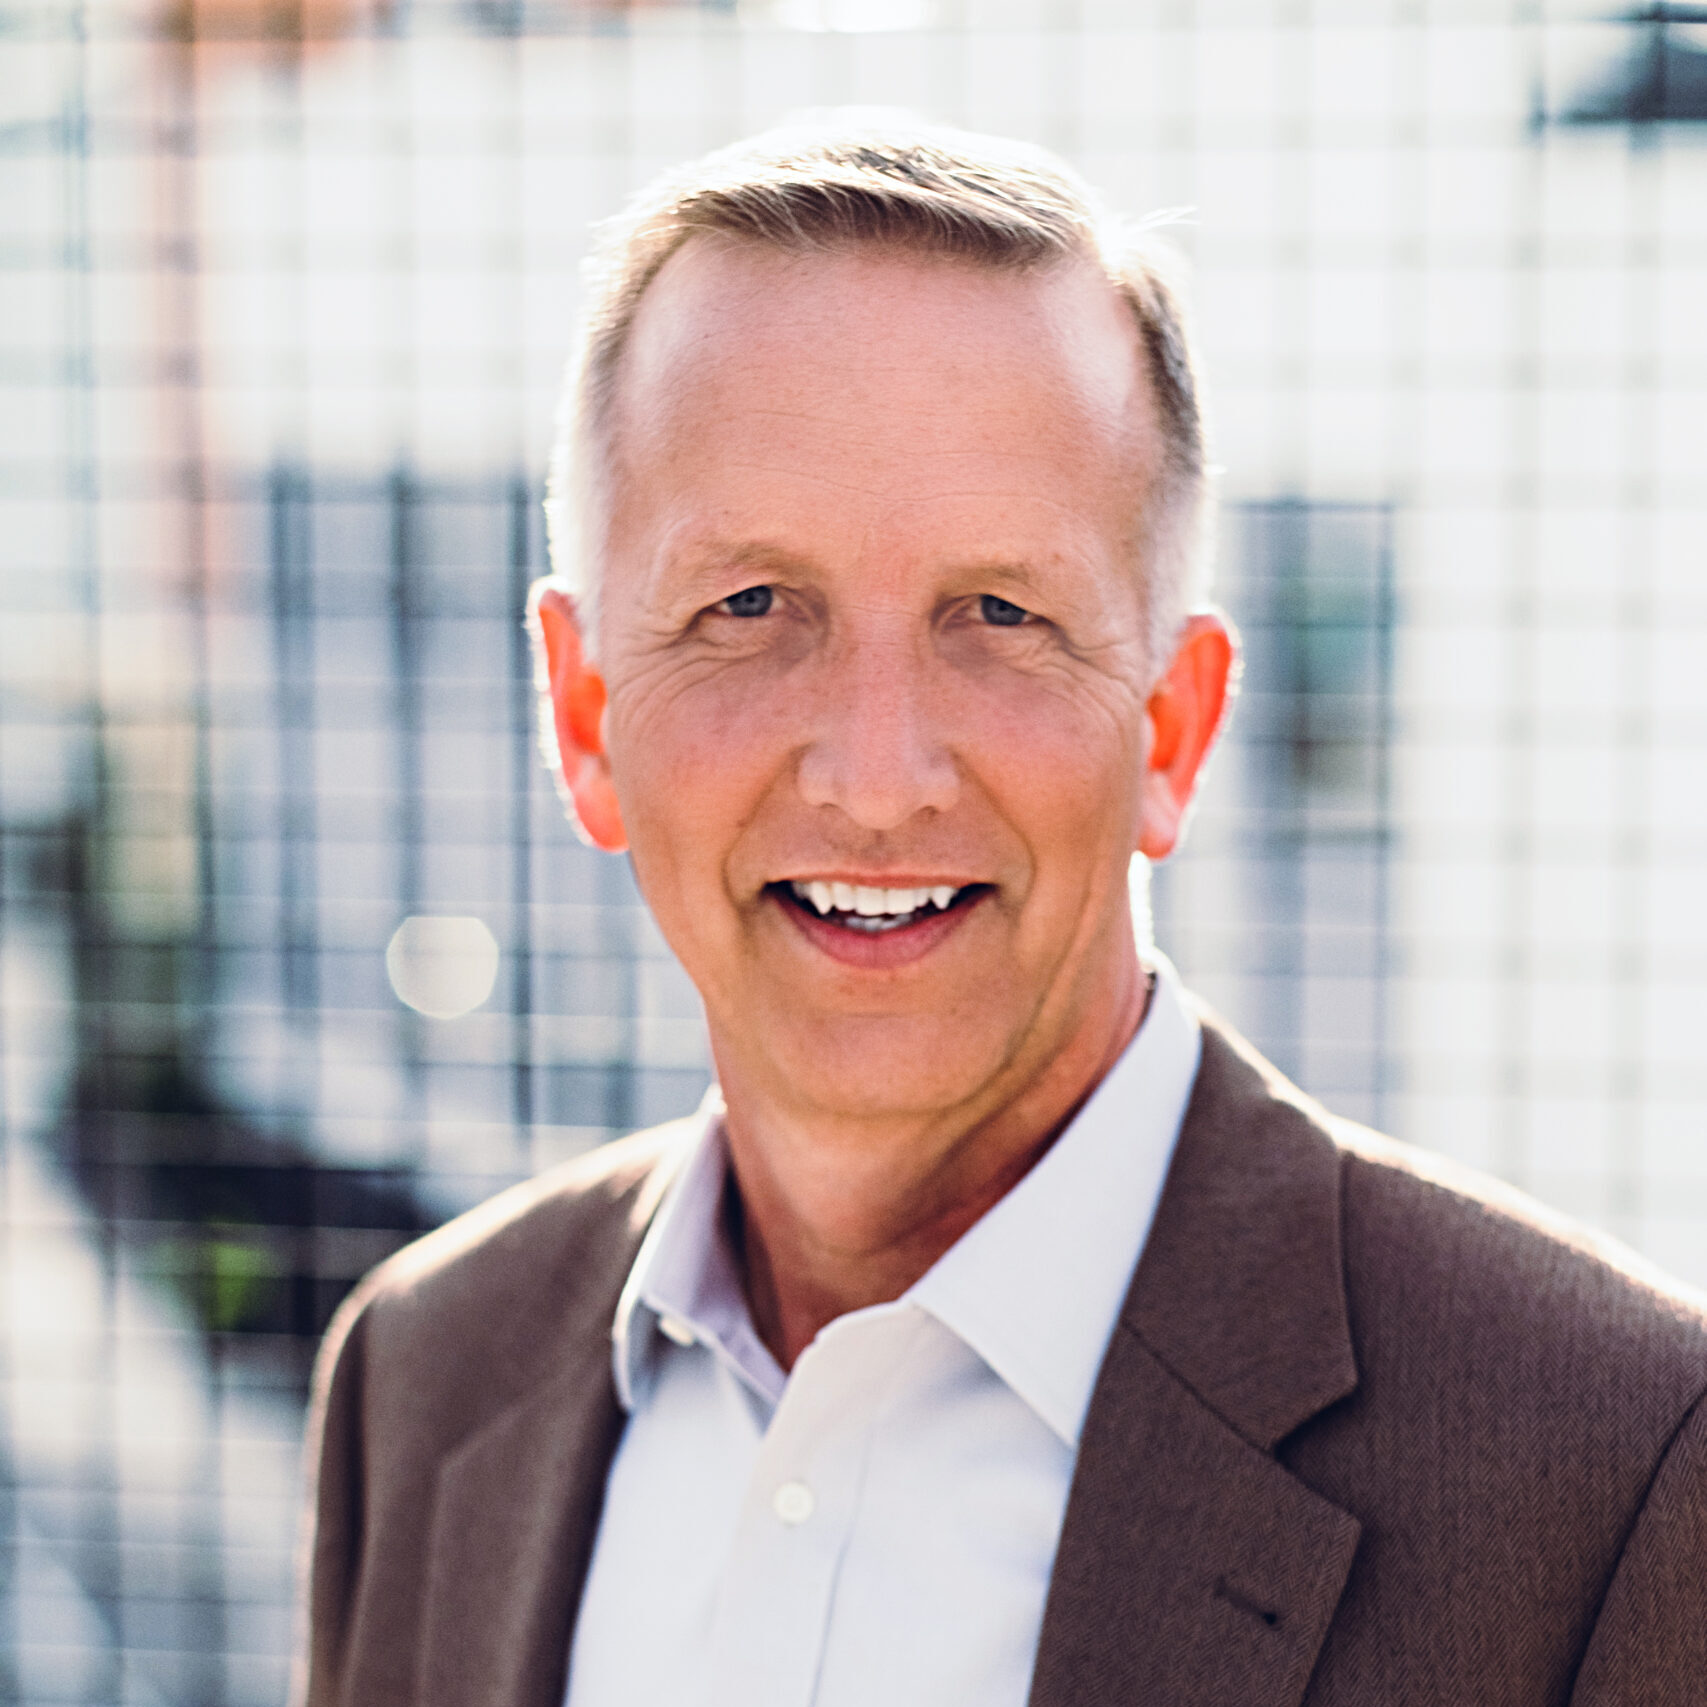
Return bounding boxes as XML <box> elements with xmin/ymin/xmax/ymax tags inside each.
<box><xmin>2</xmin><ymin>0</ymin><xmax>1704</xmax><ymax>1699</ymax></box>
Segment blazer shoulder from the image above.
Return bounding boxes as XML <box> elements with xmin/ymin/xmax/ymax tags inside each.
<box><xmin>1189</xmin><ymin>1011</ymin><xmax>1707</xmax><ymax>1421</ymax></box>
<box><xmin>378</xmin><ymin>1120</ymin><xmax>687</xmax><ymax>1292</ymax></box>
<box><xmin>1329</xmin><ymin>1112</ymin><xmax>1707</xmax><ymax>1410</ymax></box>
<box><xmin>319</xmin><ymin>1119</ymin><xmax>692</xmax><ymax>1410</ymax></box>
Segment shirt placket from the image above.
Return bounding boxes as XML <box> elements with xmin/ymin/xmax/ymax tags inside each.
<box><xmin>696</xmin><ymin>1307</ymin><xmax>926</xmax><ymax>1707</ymax></box>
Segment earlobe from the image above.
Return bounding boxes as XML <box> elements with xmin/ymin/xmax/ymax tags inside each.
<box><xmin>530</xmin><ymin>582</ymin><xmax>629</xmax><ymax>853</ymax></box>
<box><xmin>1136</xmin><ymin>612</ymin><xmax>1236</xmax><ymax>862</ymax></box>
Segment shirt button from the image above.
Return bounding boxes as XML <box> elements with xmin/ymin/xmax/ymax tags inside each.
<box><xmin>658</xmin><ymin>1313</ymin><xmax>695</xmax><ymax>1347</ymax></box>
<box><xmin>772</xmin><ymin>1480</ymin><xmax>815</xmax><ymax>1526</ymax></box>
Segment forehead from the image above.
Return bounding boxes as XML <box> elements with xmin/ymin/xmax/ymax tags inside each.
<box><xmin>620</xmin><ymin>233</ymin><xmax>1147</xmax><ymax>393</ymax></box>
<box><xmin>610</xmin><ymin>238</ymin><xmax>1156</xmax><ymax>507</ymax></box>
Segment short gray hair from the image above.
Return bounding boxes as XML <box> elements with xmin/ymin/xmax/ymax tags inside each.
<box><xmin>543</xmin><ymin>114</ymin><xmax>1211</xmax><ymax>667</ymax></box>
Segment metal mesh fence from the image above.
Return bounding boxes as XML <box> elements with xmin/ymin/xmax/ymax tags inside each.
<box><xmin>2</xmin><ymin>2</ymin><xmax>1704</xmax><ymax>1700</ymax></box>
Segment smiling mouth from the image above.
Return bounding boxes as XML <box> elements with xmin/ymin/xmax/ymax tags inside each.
<box><xmin>775</xmin><ymin>879</ymin><xmax>979</xmax><ymax>934</ymax></box>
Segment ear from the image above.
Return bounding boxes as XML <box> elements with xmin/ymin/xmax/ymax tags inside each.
<box><xmin>1136</xmin><ymin>611</ymin><xmax>1236</xmax><ymax>861</ymax></box>
<box><xmin>529</xmin><ymin>580</ymin><xmax>627</xmax><ymax>852</ymax></box>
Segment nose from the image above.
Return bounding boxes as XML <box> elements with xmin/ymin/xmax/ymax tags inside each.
<box><xmin>795</xmin><ymin>628</ymin><xmax>959</xmax><ymax>831</ymax></box>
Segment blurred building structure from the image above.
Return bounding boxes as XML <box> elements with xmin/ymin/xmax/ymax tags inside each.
<box><xmin>1</xmin><ymin>1</ymin><xmax>1704</xmax><ymax>1700</ymax></box>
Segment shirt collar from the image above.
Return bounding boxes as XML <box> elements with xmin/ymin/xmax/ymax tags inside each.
<box><xmin>611</xmin><ymin>1085</ymin><xmax>788</xmax><ymax>1412</ymax></box>
<box><xmin>610</xmin><ymin>955</ymin><xmax>1201</xmax><ymax>1446</ymax></box>
<box><xmin>907</xmin><ymin>953</ymin><xmax>1200</xmax><ymax>1446</ymax></box>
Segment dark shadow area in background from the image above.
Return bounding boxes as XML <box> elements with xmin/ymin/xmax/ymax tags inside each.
<box><xmin>1557</xmin><ymin>4</ymin><xmax>1707</xmax><ymax>125</ymax></box>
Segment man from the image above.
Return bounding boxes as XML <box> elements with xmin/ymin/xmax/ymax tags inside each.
<box><xmin>296</xmin><ymin>122</ymin><xmax>1707</xmax><ymax>1707</ymax></box>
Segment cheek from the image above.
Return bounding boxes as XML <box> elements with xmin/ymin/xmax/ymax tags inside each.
<box><xmin>606</xmin><ymin>667</ymin><xmax>794</xmax><ymax>876</ymax></box>
<box><xmin>958</xmin><ymin>672</ymin><xmax>1149</xmax><ymax>840</ymax></box>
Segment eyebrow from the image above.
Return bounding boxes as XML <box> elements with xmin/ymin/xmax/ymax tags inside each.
<box><xmin>959</xmin><ymin>560</ymin><xmax>1045</xmax><ymax>593</ymax></box>
<box><xmin>663</xmin><ymin>540</ymin><xmax>814</xmax><ymax>594</ymax></box>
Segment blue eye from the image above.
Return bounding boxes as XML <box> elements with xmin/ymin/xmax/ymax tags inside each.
<box><xmin>720</xmin><ymin>585</ymin><xmax>773</xmax><ymax>618</ymax></box>
<box><xmin>980</xmin><ymin>594</ymin><xmax>1029</xmax><ymax>627</ymax></box>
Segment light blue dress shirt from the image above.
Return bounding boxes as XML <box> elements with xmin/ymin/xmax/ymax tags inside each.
<box><xmin>564</xmin><ymin>955</ymin><xmax>1202</xmax><ymax>1707</ymax></box>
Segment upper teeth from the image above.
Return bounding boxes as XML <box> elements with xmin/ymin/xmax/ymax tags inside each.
<box><xmin>791</xmin><ymin>881</ymin><xmax>959</xmax><ymax>917</ymax></box>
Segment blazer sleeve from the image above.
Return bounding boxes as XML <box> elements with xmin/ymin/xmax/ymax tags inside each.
<box><xmin>1568</xmin><ymin>1387</ymin><xmax>1707</xmax><ymax>1706</ymax></box>
<box><xmin>290</xmin><ymin>1287</ymin><xmax>377</xmax><ymax>1707</ymax></box>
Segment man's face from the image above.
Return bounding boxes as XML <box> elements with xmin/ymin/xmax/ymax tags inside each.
<box><xmin>595</xmin><ymin>241</ymin><xmax>1166</xmax><ymax>1138</ymax></box>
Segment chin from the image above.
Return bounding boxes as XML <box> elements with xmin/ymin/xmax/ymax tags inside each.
<box><xmin>755</xmin><ymin>1022</ymin><xmax>1015</xmax><ymax>1127</ymax></box>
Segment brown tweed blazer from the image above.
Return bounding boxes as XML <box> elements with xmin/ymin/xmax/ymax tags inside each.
<box><xmin>296</xmin><ymin>1016</ymin><xmax>1707</xmax><ymax>1707</ymax></box>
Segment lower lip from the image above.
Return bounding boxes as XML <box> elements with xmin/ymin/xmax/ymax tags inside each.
<box><xmin>772</xmin><ymin>887</ymin><xmax>983</xmax><ymax>969</ymax></box>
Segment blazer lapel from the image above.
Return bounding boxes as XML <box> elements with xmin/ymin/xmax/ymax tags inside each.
<box><xmin>1030</xmin><ymin>1019</ymin><xmax>1363</xmax><ymax>1707</ymax></box>
<box><xmin>418</xmin><ymin>1362</ymin><xmax>623</xmax><ymax>1707</ymax></box>
<box><xmin>416</xmin><ymin>1143</ymin><xmax>683</xmax><ymax>1707</ymax></box>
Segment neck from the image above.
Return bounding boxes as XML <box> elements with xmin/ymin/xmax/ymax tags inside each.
<box><xmin>719</xmin><ymin>960</ymin><xmax>1151</xmax><ymax>1370</ymax></box>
